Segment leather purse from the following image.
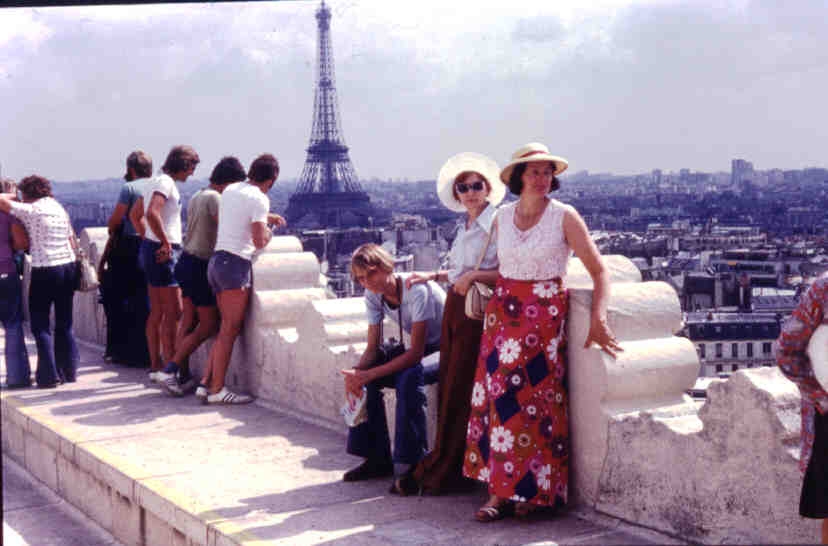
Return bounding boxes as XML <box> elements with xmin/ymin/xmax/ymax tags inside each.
<box><xmin>464</xmin><ymin>221</ymin><xmax>496</xmax><ymax>321</ymax></box>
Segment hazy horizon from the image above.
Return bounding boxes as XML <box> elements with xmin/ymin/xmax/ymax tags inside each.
<box><xmin>2</xmin><ymin>0</ymin><xmax>827</xmax><ymax>182</ymax></box>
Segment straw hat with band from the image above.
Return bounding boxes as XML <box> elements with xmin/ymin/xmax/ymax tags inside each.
<box><xmin>436</xmin><ymin>152</ymin><xmax>506</xmax><ymax>213</ymax></box>
<box><xmin>499</xmin><ymin>142</ymin><xmax>569</xmax><ymax>184</ymax></box>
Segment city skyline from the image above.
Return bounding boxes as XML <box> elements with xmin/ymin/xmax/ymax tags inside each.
<box><xmin>1</xmin><ymin>0</ymin><xmax>827</xmax><ymax>182</ymax></box>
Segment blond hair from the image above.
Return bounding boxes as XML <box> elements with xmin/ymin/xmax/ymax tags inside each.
<box><xmin>350</xmin><ymin>243</ymin><xmax>394</xmax><ymax>279</ymax></box>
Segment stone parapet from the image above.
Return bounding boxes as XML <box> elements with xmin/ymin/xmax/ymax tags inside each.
<box><xmin>69</xmin><ymin>228</ymin><xmax>822</xmax><ymax>543</ymax></box>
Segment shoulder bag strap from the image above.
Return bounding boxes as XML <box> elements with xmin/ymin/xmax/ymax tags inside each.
<box><xmin>473</xmin><ymin>217</ymin><xmax>497</xmax><ymax>271</ymax></box>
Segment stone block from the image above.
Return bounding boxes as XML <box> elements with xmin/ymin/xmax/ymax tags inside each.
<box><xmin>144</xmin><ymin>508</ymin><xmax>176</xmax><ymax>546</ymax></box>
<box><xmin>24</xmin><ymin>431</ymin><xmax>58</xmax><ymax>491</ymax></box>
<box><xmin>112</xmin><ymin>489</ymin><xmax>143</xmax><ymax>546</ymax></box>
<box><xmin>1</xmin><ymin>412</ymin><xmax>26</xmax><ymax>461</ymax></box>
<box><xmin>57</xmin><ymin>455</ymin><xmax>114</xmax><ymax>532</ymax></box>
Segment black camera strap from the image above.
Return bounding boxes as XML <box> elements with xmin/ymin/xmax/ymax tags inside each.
<box><xmin>380</xmin><ymin>275</ymin><xmax>405</xmax><ymax>348</ymax></box>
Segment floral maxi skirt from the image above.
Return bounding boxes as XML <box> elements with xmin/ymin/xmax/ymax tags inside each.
<box><xmin>462</xmin><ymin>276</ymin><xmax>569</xmax><ymax>507</ymax></box>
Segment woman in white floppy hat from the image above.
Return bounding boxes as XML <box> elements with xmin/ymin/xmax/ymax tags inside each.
<box><xmin>462</xmin><ymin>142</ymin><xmax>622</xmax><ymax>522</ymax></box>
<box><xmin>402</xmin><ymin>152</ymin><xmax>505</xmax><ymax>495</ymax></box>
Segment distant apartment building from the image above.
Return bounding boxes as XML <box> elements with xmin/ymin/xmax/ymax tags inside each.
<box><xmin>683</xmin><ymin>311</ymin><xmax>781</xmax><ymax>377</ymax></box>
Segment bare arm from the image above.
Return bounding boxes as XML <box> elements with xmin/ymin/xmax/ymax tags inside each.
<box><xmin>106</xmin><ymin>203</ymin><xmax>129</xmax><ymax>235</ymax></box>
<box><xmin>11</xmin><ymin>222</ymin><xmax>29</xmax><ymax>251</ymax></box>
<box><xmin>563</xmin><ymin>208</ymin><xmax>622</xmax><ymax>357</ymax></box>
<box><xmin>0</xmin><ymin>193</ymin><xmax>15</xmax><ymax>214</ymax></box>
<box><xmin>251</xmin><ymin>221</ymin><xmax>272</xmax><ymax>250</ymax></box>
<box><xmin>355</xmin><ymin>323</ymin><xmax>381</xmax><ymax>370</ymax></box>
<box><xmin>129</xmin><ymin>197</ymin><xmax>146</xmax><ymax>238</ymax></box>
<box><xmin>145</xmin><ymin>192</ymin><xmax>169</xmax><ymax>247</ymax></box>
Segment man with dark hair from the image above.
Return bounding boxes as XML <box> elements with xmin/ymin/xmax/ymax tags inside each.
<box><xmin>99</xmin><ymin>151</ymin><xmax>153</xmax><ymax>366</ymax></box>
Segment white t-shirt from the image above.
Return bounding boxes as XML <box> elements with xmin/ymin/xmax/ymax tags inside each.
<box><xmin>142</xmin><ymin>174</ymin><xmax>182</xmax><ymax>245</ymax></box>
<box><xmin>214</xmin><ymin>182</ymin><xmax>270</xmax><ymax>260</ymax></box>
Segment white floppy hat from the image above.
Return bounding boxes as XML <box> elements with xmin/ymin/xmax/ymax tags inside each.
<box><xmin>436</xmin><ymin>152</ymin><xmax>506</xmax><ymax>213</ymax></box>
<box><xmin>499</xmin><ymin>142</ymin><xmax>569</xmax><ymax>184</ymax></box>
<box><xmin>808</xmin><ymin>324</ymin><xmax>828</xmax><ymax>392</ymax></box>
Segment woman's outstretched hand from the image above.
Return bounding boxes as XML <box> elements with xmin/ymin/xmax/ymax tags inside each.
<box><xmin>584</xmin><ymin>316</ymin><xmax>623</xmax><ymax>358</ymax></box>
<box><xmin>404</xmin><ymin>272</ymin><xmax>432</xmax><ymax>289</ymax></box>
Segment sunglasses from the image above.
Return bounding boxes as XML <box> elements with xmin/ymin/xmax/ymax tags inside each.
<box><xmin>456</xmin><ymin>180</ymin><xmax>485</xmax><ymax>194</ymax></box>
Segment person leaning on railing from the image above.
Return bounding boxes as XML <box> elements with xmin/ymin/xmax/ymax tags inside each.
<box><xmin>462</xmin><ymin>143</ymin><xmax>622</xmax><ymax>522</ymax></box>
<box><xmin>196</xmin><ymin>153</ymin><xmax>285</xmax><ymax>405</ymax></box>
<box><xmin>776</xmin><ymin>272</ymin><xmax>828</xmax><ymax>544</ymax></box>
<box><xmin>0</xmin><ymin>178</ymin><xmax>31</xmax><ymax>388</ymax></box>
<box><xmin>0</xmin><ymin>175</ymin><xmax>80</xmax><ymax>388</ymax></box>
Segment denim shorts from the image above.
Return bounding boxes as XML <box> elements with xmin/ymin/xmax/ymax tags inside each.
<box><xmin>139</xmin><ymin>239</ymin><xmax>181</xmax><ymax>288</ymax></box>
<box><xmin>207</xmin><ymin>250</ymin><xmax>252</xmax><ymax>294</ymax></box>
<box><xmin>174</xmin><ymin>252</ymin><xmax>215</xmax><ymax>307</ymax></box>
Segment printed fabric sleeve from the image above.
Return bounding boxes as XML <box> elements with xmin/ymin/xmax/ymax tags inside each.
<box><xmin>775</xmin><ymin>277</ymin><xmax>828</xmax><ymax>413</ymax></box>
<box><xmin>364</xmin><ymin>291</ymin><xmax>383</xmax><ymax>326</ymax></box>
<box><xmin>407</xmin><ymin>283</ymin><xmax>432</xmax><ymax>323</ymax></box>
<box><xmin>8</xmin><ymin>201</ymin><xmax>34</xmax><ymax>222</ymax></box>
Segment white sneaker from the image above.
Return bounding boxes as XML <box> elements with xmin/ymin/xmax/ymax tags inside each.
<box><xmin>157</xmin><ymin>371</ymin><xmax>183</xmax><ymax>396</ymax></box>
<box><xmin>195</xmin><ymin>384</ymin><xmax>209</xmax><ymax>404</ymax></box>
<box><xmin>206</xmin><ymin>387</ymin><xmax>254</xmax><ymax>405</ymax></box>
<box><xmin>147</xmin><ymin>371</ymin><xmax>163</xmax><ymax>384</ymax></box>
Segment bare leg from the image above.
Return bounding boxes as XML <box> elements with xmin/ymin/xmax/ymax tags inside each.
<box><xmin>158</xmin><ymin>286</ymin><xmax>182</xmax><ymax>364</ymax></box>
<box><xmin>204</xmin><ymin>287</ymin><xmax>249</xmax><ymax>394</ymax></box>
<box><xmin>172</xmin><ymin>305</ymin><xmax>219</xmax><ymax>370</ymax></box>
<box><xmin>146</xmin><ymin>286</ymin><xmax>163</xmax><ymax>371</ymax></box>
<box><xmin>822</xmin><ymin>518</ymin><xmax>827</xmax><ymax>545</ymax></box>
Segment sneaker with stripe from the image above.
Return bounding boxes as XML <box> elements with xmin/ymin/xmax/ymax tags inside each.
<box><xmin>205</xmin><ymin>387</ymin><xmax>254</xmax><ymax>405</ymax></box>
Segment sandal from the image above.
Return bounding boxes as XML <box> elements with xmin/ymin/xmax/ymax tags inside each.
<box><xmin>474</xmin><ymin>500</ymin><xmax>514</xmax><ymax>523</ymax></box>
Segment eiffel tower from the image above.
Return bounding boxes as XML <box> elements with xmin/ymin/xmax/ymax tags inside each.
<box><xmin>285</xmin><ymin>0</ymin><xmax>373</xmax><ymax>228</ymax></box>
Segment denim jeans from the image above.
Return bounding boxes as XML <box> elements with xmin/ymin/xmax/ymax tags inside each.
<box><xmin>0</xmin><ymin>272</ymin><xmax>30</xmax><ymax>386</ymax></box>
<box><xmin>347</xmin><ymin>344</ymin><xmax>439</xmax><ymax>466</ymax></box>
<box><xmin>29</xmin><ymin>262</ymin><xmax>79</xmax><ymax>386</ymax></box>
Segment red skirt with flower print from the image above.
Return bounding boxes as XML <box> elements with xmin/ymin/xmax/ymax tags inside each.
<box><xmin>462</xmin><ymin>276</ymin><xmax>569</xmax><ymax>507</ymax></box>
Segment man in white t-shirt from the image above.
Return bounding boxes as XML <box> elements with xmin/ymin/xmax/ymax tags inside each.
<box><xmin>129</xmin><ymin>145</ymin><xmax>200</xmax><ymax>380</ymax></box>
<box><xmin>197</xmin><ymin>154</ymin><xmax>286</xmax><ymax>404</ymax></box>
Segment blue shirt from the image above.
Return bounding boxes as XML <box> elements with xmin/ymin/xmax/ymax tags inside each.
<box><xmin>364</xmin><ymin>272</ymin><xmax>446</xmax><ymax>347</ymax></box>
<box><xmin>116</xmin><ymin>179</ymin><xmax>147</xmax><ymax>237</ymax></box>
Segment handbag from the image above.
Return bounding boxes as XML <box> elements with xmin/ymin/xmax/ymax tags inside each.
<box><xmin>68</xmin><ymin>219</ymin><xmax>99</xmax><ymax>292</ymax></box>
<box><xmin>75</xmin><ymin>247</ymin><xmax>99</xmax><ymax>292</ymax></box>
<box><xmin>464</xmin><ymin>221</ymin><xmax>497</xmax><ymax>320</ymax></box>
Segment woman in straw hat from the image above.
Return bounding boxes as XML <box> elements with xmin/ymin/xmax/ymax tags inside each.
<box><xmin>463</xmin><ymin>143</ymin><xmax>622</xmax><ymax>522</ymax></box>
<box><xmin>402</xmin><ymin>152</ymin><xmax>505</xmax><ymax>495</ymax></box>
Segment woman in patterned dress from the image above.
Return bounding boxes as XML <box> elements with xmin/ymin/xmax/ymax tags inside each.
<box><xmin>463</xmin><ymin>143</ymin><xmax>622</xmax><ymax>522</ymax></box>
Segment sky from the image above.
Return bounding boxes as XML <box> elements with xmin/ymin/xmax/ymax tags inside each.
<box><xmin>1</xmin><ymin>0</ymin><xmax>827</xmax><ymax>183</ymax></box>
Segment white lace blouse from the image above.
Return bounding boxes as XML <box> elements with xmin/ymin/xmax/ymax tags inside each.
<box><xmin>497</xmin><ymin>199</ymin><xmax>574</xmax><ymax>281</ymax></box>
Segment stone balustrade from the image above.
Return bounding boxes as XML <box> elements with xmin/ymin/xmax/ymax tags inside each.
<box><xmin>69</xmin><ymin>229</ymin><xmax>822</xmax><ymax>544</ymax></box>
